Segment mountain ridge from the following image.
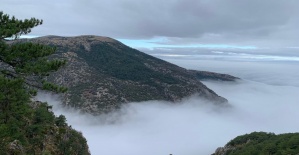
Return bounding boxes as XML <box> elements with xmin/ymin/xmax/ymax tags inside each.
<box><xmin>15</xmin><ymin>35</ymin><xmax>238</xmax><ymax>114</ymax></box>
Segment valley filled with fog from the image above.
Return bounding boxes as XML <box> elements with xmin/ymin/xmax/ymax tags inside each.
<box><xmin>37</xmin><ymin>50</ymin><xmax>299</xmax><ymax>155</ymax></box>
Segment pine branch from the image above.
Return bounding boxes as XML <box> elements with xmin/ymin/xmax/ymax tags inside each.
<box><xmin>1</xmin><ymin>69</ymin><xmax>43</xmax><ymax>89</ymax></box>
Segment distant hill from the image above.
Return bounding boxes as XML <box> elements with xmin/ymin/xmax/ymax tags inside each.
<box><xmin>212</xmin><ymin>132</ymin><xmax>299</xmax><ymax>155</ymax></box>
<box><xmin>17</xmin><ymin>35</ymin><xmax>237</xmax><ymax>114</ymax></box>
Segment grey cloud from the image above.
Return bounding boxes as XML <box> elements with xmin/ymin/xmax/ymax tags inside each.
<box><xmin>2</xmin><ymin>0</ymin><xmax>299</xmax><ymax>47</ymax></box>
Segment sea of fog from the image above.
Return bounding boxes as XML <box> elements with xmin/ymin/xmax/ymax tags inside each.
<box><xmin>37</xmin><ymin>50</ymin><xmax>299</xmax><ymax>155</ymax></box>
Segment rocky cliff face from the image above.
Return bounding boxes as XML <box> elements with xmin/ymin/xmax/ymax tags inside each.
<box><xmin>20</xmin><ymin>35</ymin><xmax>232</xmax><ymax>114</ymax></box>
<box><xmin>212</xmin><ymin>145</ymin><xmax>236</xmax><ymax>155</ymax></box>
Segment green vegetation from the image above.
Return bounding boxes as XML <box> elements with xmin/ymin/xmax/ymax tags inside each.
<box><xmin>224</xmin><ymin>132</ymin><xmax>299</xmax><ymax>155</ymax></box>
<box><xmin>76</xmin><ymin>42</ymin><xmax>179</xmax><ymax>85</ymax></box>
<box><xmin>0</xmin><ymin>11</ymin><xmax>89</xmax><ymax>154</ymax></box>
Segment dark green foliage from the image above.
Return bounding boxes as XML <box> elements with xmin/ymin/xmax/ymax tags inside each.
<box><xmin>57</xmin><ymin>129</ymin><xmax>89</xmax><ymax>155</ymax></box>
<box><xmin>1</xmin><ymin>42</ymin><xmax>61</xmax><ymax>74</ymax></box>
<box><xmin>55</xmin><ymin>115</ymin><xmax>67</xmax><ymax>127</ymax></box>
<box><xmin>0</xmin><ymin>41</ymin><xmax>66</xmax><ymax>79</ymax></box>
<box><xmin>227</xmin><ymin>132</ymin><xmax>275</xmax><ymax>146</ymax></box>
<box><xmin>33</xmin><ymin>102</ymin><xmax>55</xmax><ymax>124</ymax></box>
<box><xmin>0</xmin><ymin>76</ymin><xmax>89</xmax><ymax>154</ymax></box>
<box><xmin>0</xmin><ymin>11</ymin><xmax>42</xmax><ymax>39</ymax></box>
<box><xmin>42</xmin><ymin>80</ymin><xmax>68</xmax><ymax>93</ymax></box>
<box><xmin>224</xmin><ymin>132</ymin><xmax>299</xmax><ymax>155</ymax></box>
<box><xmin>77</xmin><ymin>43</ymin><xmax>179</xmax><ymax>85</ymax></box>
<box><xmin>0</xmin><ymin>11</ymin><xmax>90</xmax><ymax>154</ymax></box>
<box><xmin>0</xmin><ymin>76</ymin><xmax>30</xmax><ymax>124</ymax></box>
<box><xmin>0</xmin><ymin>11</ymin><xmax>66</xmax><ymax>93</ymax></box>
<box><xmin>189</xmin><ymin>70</ymin><xmax>239</xmax><ymax>81</ymax></box>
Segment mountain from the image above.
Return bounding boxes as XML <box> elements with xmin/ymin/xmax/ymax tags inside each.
<box><xmin>212</xmin><ymin>132</ymin><xmax>299</xmax><ymax>155</ymax></box>
<box><xmin>18</xmin><ymin>35</ymin><xmax>237</xmax><ymax>114</ymax></box>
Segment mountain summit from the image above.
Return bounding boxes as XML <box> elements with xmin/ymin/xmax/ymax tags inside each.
<box><xmin>20</xmin><ymin>35</ymin><xmax>235</xmax><ymax>114</ymax></box>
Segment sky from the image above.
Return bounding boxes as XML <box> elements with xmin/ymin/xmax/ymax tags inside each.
<box><xmin>2</xmin><ymin>0</ymin><xmax>299</xmax><ymax>49</ymax></box>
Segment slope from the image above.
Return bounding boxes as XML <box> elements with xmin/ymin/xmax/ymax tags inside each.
<box><xmin>21</xmin><ymin>35</ymin><xmax>232</xmax><ymax>114</ymax></box>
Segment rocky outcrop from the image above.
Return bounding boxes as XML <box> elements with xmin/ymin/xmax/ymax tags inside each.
<box><xmin>8</xmin><ymin>140</ymin><xmax>24</xmax><ymax>155</ymax></box>
<box><xmin>17</xmin><ymin>35</ymin><xmax>235</xmax><ymax>114</ymax></box>
<box><xmin>212</xmin><ymin>145</ymin><xmax>235</xmax><ymax>155</ymax></box>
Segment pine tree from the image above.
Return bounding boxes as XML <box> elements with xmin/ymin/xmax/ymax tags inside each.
<box><xmin>0</xmin><ymin>11</ymin><xmax>66</xmax><ymax>93</ymax></box>
<box><xmin>0</xmin><ymin>11</ymin><xmax>90</xmax><ymax>154</ymax></box>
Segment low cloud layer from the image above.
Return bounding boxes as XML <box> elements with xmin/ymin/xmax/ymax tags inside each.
<box><xmin>163</xmin><ymin>58</ymin><xmax>299</xmax><ymax>87</ymax></box>
<box><xmin>2</xmin><ymin>0</ymin><xmax>299</xmax><ymax>48</ymax></box>
<box><xmin>36</xmin><ymin>54</ymin><xmax>299</xmax><ymax>155</ymax></box>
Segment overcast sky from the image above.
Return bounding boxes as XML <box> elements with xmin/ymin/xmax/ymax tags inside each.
<box><xmin>2</xmin><ymin>0</ymin><xmax>299</xmax><ymax>49</ymax></box>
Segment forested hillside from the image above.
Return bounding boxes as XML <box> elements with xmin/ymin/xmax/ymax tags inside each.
<box><xmin>0</xmin><ymin>84</ymin><xmax>89</xmax><ymax>154</ymax></box>
<box><xmin>213</xmin><ymin>132</ymin><xmax>299</xmax><ymax>155</ymax></box>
